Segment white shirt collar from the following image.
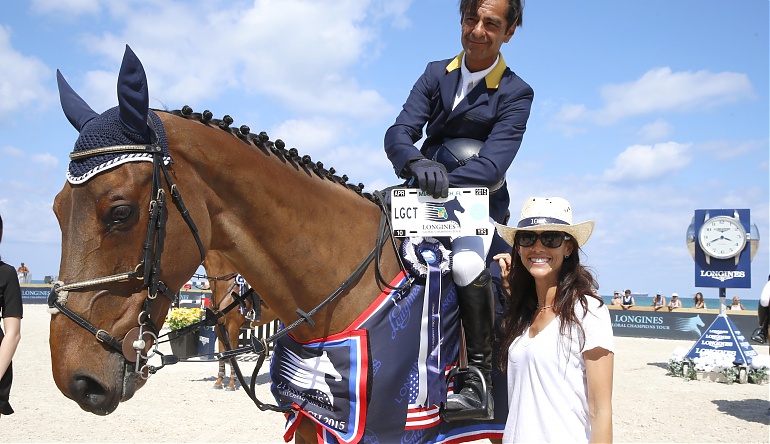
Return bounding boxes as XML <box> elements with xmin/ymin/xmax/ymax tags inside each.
<box><xmin>453</xmin><ymin>54</ymin><xmax>499</xmax><ymax>109</ymax></box>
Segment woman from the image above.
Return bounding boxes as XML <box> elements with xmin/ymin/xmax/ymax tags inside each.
<box><xmin>0</xmin><ymin>212</ymin><xmax>22</xmax><ymax>417</ymax></box>
<box><xmin>693</xmin><ymin>292</ymin><xmax>707</xmax><ymax>309</ymax></box>
<box><xmin>667</xmin><ymin>293</ymin><xmax>682</xmax><ymax>312</ymax></box>
<box><xmin>652</xmin><ymin>293</ymin><xmax>665</xmax><ymax>311</ymax></box>
<box><xmin>729</xmin><ymin>296</ymin><xmax>746</xmax><ymax>311</ymax></box>
<box><xmin>493</xmin><ymin>197</ymin><xmax>614</xmax><ymax>443</ymax></box>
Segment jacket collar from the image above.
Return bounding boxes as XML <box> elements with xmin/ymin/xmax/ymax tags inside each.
<box><xmin>445</xmin><ymin>51</ymin><xmax>507</xmax><ymax>90</ymax></box>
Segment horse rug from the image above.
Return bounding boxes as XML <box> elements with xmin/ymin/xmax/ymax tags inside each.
<box><xmin>270</xmin><ymin>237</ymin><xmax>509</xmax><ymax>443</ymax></box>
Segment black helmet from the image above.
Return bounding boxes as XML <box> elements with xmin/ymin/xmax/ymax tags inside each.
<box><xmin>433</xmin><ymin>138</ymin><xmax>484</xmax><ymax>172</ymax></box>
<box><xmin>433</xmin><ymin>138</ymin><xmax>504</xmax><ymax>192</ymax></box>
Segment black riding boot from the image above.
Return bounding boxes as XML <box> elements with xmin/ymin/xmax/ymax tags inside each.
<box><xmin>443</xmin><ymin>269</ymin><xmax>494</xmax><ymax>421</ymax></box>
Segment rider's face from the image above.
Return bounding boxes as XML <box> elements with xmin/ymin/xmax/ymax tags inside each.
<box><xmin>460</xmin><ymin>0</ymin><xmax>515</xmax><ymax>72</ymax></box>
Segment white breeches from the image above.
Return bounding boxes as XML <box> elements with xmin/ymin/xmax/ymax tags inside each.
<box><xmin>450</xmin><ymin>219</ymin><xmax>494</xmax><ymax>287</ymax></box>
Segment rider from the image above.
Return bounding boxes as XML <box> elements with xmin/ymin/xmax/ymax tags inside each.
<box><xmin>384</xmin><ymin>0</ymin><xmax>532</xmax><ymax>420</ymax></box>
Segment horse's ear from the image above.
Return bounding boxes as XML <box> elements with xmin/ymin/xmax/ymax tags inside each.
<box><xmin>57</xmin><ymin>70</ymin><xmax>99</xmax><ymax>132</ymax></box>
<box><xmin>117</xmin><ymin>45</ymin><xmax>150</xmax><ymax>138</ymax></box>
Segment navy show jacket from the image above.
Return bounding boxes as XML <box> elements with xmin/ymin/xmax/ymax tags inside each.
<box><xmin>384</xmin><ymin>52</ymin><xmax>533</xmax><ymax>224</ymax></box>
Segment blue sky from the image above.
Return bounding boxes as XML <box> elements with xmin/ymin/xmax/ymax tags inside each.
<box><xmin>1</xmin><ymin>0</ymin><xmax>768</xmax><ymax>299</ymax></box>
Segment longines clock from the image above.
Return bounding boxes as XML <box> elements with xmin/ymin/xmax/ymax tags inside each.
<box><xmin>698</xmin><ymin>210</ymin><xmax>748</xmax><ymax>266</ymax></box>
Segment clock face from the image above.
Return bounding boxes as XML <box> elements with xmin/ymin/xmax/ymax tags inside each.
<box><xmin>698</xmin><ymin>216</ymin><xmax>747</xmax><ymax>259</ymax></box>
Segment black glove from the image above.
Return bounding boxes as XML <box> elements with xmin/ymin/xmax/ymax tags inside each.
<box><xmin>408</xmin><ymin>158</ymin><xmax>449</xmax><ymax>199</ymax></box>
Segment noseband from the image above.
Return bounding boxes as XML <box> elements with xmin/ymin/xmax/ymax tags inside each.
<box><xmin>49</xmin><ymin>126</ymin><xmax>205</xmax><ymax>378</ymax></box>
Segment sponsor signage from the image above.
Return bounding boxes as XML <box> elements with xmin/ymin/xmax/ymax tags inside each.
<box><xmin>685</xmin><ymin>315</ymin><xmax>758</xmax><ymax>365</ymax></box>
<box><xmin>610</xmin><ymin>310</ymin><xmax>757</xmax><ymax>341</ymax></box>
<box><xmin>391</xmin><ymin>187</ymin><xmax>490</xmax><ymax>237</ymax></box>
<box><xmin>21</xmin><ymin>285</ymin><xmax>51</xmax><ymax>304</ymax></box>
<box><xmin>693</xmin><ymin>209</ymin><xmax>751</xmax><ymax>288</ymax></box>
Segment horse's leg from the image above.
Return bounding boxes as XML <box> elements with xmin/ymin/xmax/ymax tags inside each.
<box><xmin>225</xmin><ymin>317</ymin><xmax>241</xmax><ymax>391</ymax></box>
<box><xmin>213</xmin><ymin>335</ymin><xmax>226</xmax><ymax>389</ymax></box>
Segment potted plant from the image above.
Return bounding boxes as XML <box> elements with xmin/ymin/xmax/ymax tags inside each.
<box><xmin>166</xmin><ymin>307</ymin><xmax>204</xmax><ymax>358</ymax></box>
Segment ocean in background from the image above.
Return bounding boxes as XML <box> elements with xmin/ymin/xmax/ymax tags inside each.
<box><xmin>601</xmin><ymin>296</ymin><xmax>759</xmax><ymax>312</ymax></box>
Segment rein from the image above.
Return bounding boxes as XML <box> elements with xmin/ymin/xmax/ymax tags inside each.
<box><xmin>49</xmin><ymin>129</ymin><xmax>206</xmax><ymax>378</ymax></box>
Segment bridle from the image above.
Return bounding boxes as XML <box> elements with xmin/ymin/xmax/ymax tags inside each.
<box><xmin>48</xmin><ymin>119</ymin><xmax>205</xmax><ymax>378</ymax></box>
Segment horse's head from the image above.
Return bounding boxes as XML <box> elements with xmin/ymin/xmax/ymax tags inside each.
<box><xmin>51</xmin><ymin>46</ymin><xmax>208</xmax><ymax>414</ymax></box>
<box><xmin>445</xmin><ymin>196</ymin><xmax>465</xmax><ymax>214</ymax></box>
<box><xmin>695</xmin><ymin>315</ymin><xmax>705</xmax><ymax>327</ymax></box>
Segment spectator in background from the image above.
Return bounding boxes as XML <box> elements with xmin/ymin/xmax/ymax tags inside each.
<box><xmin>652</xmin><ymin>292</ymin><xmax>666</xmax><ymax>311</ymax></box>
<box><xmin>611</xmin><ymin>291</ymin><xmax>622</xmax><ymax>306</ymax></box>
<box><xmin>15</xmin><ymin>263</ymin><xmax>29</xmax><ymax>285</ymax></box>
<box><xmin>620</xmin><ymin>289</ymin><xmax>635</xmax><ymax>310</ymax></box>
<box><xmin>667</xmin><ymin>293</ymin><xmax>682</xmax><ymax>312</ymax></box>
<box><xmin>693</xmin><ymin>292</ymin><xmax>707</xmax><ymax>309</ymax></box>
<box><xmin>0</xmin><ymin>212</ymin><xmax>23</xmax><ymax>417</ymax></box>
<box><xmin>729</xmin><ymin>296</ymin><xmax>746</xmax><ymax>311</ymax></box>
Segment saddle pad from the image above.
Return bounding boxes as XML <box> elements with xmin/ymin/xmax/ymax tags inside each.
<box><xmin>271</xmin><ymin>237</ymin><xmax>508</xmax><ymax>443</ymax></box>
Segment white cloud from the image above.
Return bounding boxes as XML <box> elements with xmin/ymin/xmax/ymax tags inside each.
<box><xmin>637</xmin><ymin>119</ymin><xmax>673</xmax><ymax>141</ymax></box>
<box><xmin>556</xmin><ymin>67</ymin><xmax>755</xmax><ymax>125</ymax></box>
<box><xmin>1</xmin><ymin>146</ymin><xmax>25</xmax><ymax>158</ymax></box>
<box><xmin>69</xmin><ymin>0</ymin><xmax>393</xmax><ymax>120</ymax></box>
<box><xmin>603</xmin><ymin>141</ymin><xmax>692</xmax><ymax>182</ymax></box>
<box><xmin>0</xmin><ymin>26</ymin><xmax>53</xmax><ymax>119</ymax></box>
<box><xmin>271</xmin><ymin>118</ymin><xmax>347</xmax><ymax>154</ymax></box>
<box><xmin>697</xmin><ymin>139</ymin><xmax>766</xmax><ymax>160</ymax></box>
<box><xmin>32</xmin><ymin>0</ymin><xmax>101</xmax><ymax>16</ymax></box>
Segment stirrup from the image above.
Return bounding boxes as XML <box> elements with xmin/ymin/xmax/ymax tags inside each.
<box><xmin>442</xmin><ymin>365</ymin><xmax>493</xmax><ymax>421</ymax></box>
<box><xmin>245</xmin><ymin>309</ymin><xmax>257</xmax><ymax>322</ymax></box>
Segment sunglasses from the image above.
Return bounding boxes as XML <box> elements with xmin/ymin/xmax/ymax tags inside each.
<box><xmin>515</xmin><ymin>231</ymin><xmax>571</xmax><ymax>248</ymax></box>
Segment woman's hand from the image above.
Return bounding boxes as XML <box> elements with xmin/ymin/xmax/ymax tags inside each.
<box><xmin>493</xmin><ymin>253</ymin><xmax>512</xmax><ymax>295</ymax></box>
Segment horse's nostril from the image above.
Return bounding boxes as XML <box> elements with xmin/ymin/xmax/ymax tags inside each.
<box><xmin>71</xmin><ymin>374</ymin><xmax>113</xmax><ymax>415</ymax></box>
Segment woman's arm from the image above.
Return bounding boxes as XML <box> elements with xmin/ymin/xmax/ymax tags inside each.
<box><xmin>585</xmin><ymin>347</ymin><xmax>614</xmax><ymax>443</ymax></box>
<box><xmin>0</xmin><ymin>316</ymin><xmax>21</xmax><ymax>379</ymax></box>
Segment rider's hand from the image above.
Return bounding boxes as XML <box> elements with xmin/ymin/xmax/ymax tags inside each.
<box><xmin>407</xmin><ymin>158</ymin><xmax>449</xmax><ymax>199</ymax></box>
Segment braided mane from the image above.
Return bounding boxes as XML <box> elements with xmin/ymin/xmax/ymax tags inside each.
<box><xmin>160</xmin><ymin>106</ymin><xmax>377</xmax><ymax>203</ymax></box>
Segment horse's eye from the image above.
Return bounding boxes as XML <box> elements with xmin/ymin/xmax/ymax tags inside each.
<box><xmin>110</xmin><ymin>205</ymin><xmax>132</xmax><ymax>224</ymax></box>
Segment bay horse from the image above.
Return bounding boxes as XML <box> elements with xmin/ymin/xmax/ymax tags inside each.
<box><xmin>202</xmin><ymin>251</ymin><xmax>276</xmax><ymax>391</ymax></box>
<box><xmin>50</xmin><ymin>46</ymin><xmax>505</xmax><ymax>442</ymax></box>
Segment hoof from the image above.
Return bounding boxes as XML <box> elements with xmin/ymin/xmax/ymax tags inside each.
<box><xmin>212</xmin><ymin>385</ymin><xmax>223</xmax><ymax>390</ymax></box>
<box><xmin>225</xmin><ymin>386</ymin><xmax>237</xmax><ymax>392</ymax></box>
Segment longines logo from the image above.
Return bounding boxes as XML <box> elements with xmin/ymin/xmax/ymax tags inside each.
<box><xmin>700</xmin><ymin>270</ymin><xmax>746</xmax><ymax>282</ymax></box>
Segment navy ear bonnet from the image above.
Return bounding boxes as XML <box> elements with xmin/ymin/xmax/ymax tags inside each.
<box><xmin>66</xmin><ymin>108</ymin><xmax>169</xmax><ymax>184</ymax></box>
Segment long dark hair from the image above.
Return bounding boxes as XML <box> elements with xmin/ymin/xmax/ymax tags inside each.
<box><xmin>496</xmin><ymin>236</ymin><xmax>601</xmax><ymax>372</ymax></box>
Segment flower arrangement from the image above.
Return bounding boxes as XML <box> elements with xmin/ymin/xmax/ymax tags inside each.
<box><xmin>748</xmin><ymin>355</ymin><xmax>770</xmax><ymax>384</ymax></box>
<box><xmin>667</xmin><ymin>348</ymin><xmax>770</xmax><ymax>385</ymax></box>
<box><xmin>667</xmin><ymin>347</ymin><xmax>696</xmax><ymax>379</ymax></box>
<box><xmin>165</xmin><ymin>307</ymin><xmax>204</xmax><ymax>331</ymax></box>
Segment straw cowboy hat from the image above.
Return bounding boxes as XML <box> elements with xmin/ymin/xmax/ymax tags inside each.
<box><xmin>495</xmin><ymin>197</ymin><xmax>595</xmax><ymax>247</ymax></box>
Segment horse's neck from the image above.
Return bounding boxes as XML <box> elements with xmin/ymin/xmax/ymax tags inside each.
<box><xmin>164</xmin><ymin>113</ymin><xmax>399</xmax><ymax>340</ymax></box>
